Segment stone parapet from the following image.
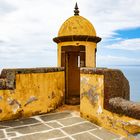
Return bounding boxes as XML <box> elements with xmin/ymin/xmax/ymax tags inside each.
<box><xmin>0</xmin><ymin>67</ymin><xmax>64</xmax><ymax>90</ymax></box>
<box><xmin>80</xmin><ymin>68</ymin><xmax>140</xmax><ymax>137</ymax></box>
<box><xmin>0</xmin><ymin>67</ymin><xmax>65</xmax><ymax>121</ymax></box>
<box><xmin>80</xmin><ymin>67</ymin><xmax>130</xmax><ymax>111</ymax></box>
<box><xmin>109</xmin><ymin>97</ymin><xmax>140</xmax><ymax>120</ymax></box>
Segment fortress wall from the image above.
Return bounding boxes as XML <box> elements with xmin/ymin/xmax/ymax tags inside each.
<box><xmin>0</xmin><ymin>67</ymin><xmax>65</xmax><ymax>121</ymax></box>
<box><xmin>80</xmin><ymin>68</ymin><xmax>140</xmax><ymax>137</ymax></box>
<box><xmin>109</xmin><ymin>97</ymin><xmax>140</xmax><ymax>120</ymax></box>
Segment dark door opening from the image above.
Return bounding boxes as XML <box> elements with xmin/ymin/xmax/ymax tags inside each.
<box><xmin>61</xmin><ymin>45</ymin><xmax>85</xmax><ymax>105</ymax></box>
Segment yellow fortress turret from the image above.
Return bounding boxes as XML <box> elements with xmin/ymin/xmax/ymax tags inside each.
<box><xmin>53</xmin><ymin>3</ymin><xmax>101</xmax><ymax>105</ymax></box>
<box><xmin>53</xmin><ymin>3</ymin><xmax>101</xmax><ymax>68</ymax></box>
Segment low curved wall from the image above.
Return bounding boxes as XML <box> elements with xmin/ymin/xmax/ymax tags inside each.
<box><xmin>80</xmin><ymin>67</ymin><xmax>130</xmax><ymax>110</ymax></box>
<box><xmin>0</xmin><ymin>67</ymin><xmax>64</xmax><ymax>89</ymax></box>
<box><xmin>0</xmin><ymin>67</ymin><xmax>65</xmax><ymax>121</ymax></box>
<box><xmin>109</xmin><ymin>97</ymin><xmax>140</xmax><ymax>119</ymax></box>
<box><xmin>80</xmin><ymin>68</ymin><xmax>140</xmax><ymax>137</ymax></box>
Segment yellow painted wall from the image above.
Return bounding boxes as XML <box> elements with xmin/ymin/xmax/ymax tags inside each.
<box><xmin>80</xmin><ymin>74</ymin><xmax>140</xmax><ymax>138</ymax></box>
<box><xmin>0</xmin><ymin>72</ymin><xmax>64</xmax><ymax>121</ymax></box>
<box><xmin>57</xmin><ymin>41</ymin><xmax>96</xmax><ymax>68</ymax></box>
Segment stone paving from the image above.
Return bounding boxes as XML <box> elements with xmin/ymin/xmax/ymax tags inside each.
<box><xmin>0</xmin><ymin>111</ymin><xmax>138</xmax><ymax>140</ymax></box>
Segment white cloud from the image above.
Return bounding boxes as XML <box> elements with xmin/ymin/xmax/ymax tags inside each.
<box><xmin>0</xmin><ymin>0</ymin><xmax>140</xmax><ymax>68</ymax></box>
<box><xmin>97</xmin><ymin>55</ymin><xmax>140</xmax><ymax>66</ymax></box>
<box><xmin>0</xmin><ymin>0</ymin><xmax>16</xmax><ymax>15</ymax></box>
<box><xmin>104</xmin><ymin>38</ymin><xmax>140</xmax><ymax>50</ymax></box>
<box><xmin>84</xmin><ymin>0</ymin><xmax>140</xmax><ymax>38</ymax></box>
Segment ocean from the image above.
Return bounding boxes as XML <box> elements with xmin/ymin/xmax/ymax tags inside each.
<box><xmin>0</xmin><ymin>66</ymin><xmax>140</xmax><ymax>102</ymax></box>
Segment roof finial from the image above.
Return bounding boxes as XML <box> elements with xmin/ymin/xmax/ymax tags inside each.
<box><xmin>74</xmin><ymin>2</ymin><xmax>79</xmax><ymax>16</ymax></box>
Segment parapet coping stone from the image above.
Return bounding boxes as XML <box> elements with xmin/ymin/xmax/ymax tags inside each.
<box><xmin>109</xmin><ymin>97</ymin><xmax>140</xmax><ymax>120</ymax></box>
<box><xmin>80</xmin><ymin>67</ymin><xmax>123</xmax><ymax>75</ymax></box>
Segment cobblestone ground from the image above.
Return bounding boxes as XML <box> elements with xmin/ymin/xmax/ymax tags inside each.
<box><xmin>0</xmin><ymin>111</ymin><xmax>139</xmax><ymax>140</ymax></box>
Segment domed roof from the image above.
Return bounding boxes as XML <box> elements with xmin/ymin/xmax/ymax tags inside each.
<box><xmin>58</xmin><ymin>15</ymin><xmax>96</xmax><ymax>37</ymax></box>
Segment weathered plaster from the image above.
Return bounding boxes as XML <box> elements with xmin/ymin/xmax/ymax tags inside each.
<box><xmin>80</xmin><ymin>73</ymin><xmax>104</xmax><ymax>115</ymax></box>
<box><xmin>80</xmin><ymin>69</ymin><xmax>140</xmax><ymax>138</ymax></box>
<box><xmin>0</xmin><ymin>67</ymin><xmax>65</xmax><ymax>121</ymax></box>
<box><xmin>0</xmin><ymin>67</ymin><xmax>64</xmax><ymax>90</ymax></box>
<box><xmin>24</xmin><ymin>96</ymin><xmax>38</xmax><ymax>107</ymax></box>
<box><xmin>80</xmin><ymin>68</ymin><xmax>130</xmax><ymax>110</ymax></box>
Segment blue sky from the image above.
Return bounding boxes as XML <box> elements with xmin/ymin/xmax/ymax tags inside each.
<box><xmin>0</xmin><ymin>0</ymin><xmax>140</xmax><ymax>69</ymax></box>
<box><xmin>116</xmin><ymin>28</ymin><xmax>140</xmax><ymax>39</ymax></box>
<box><xmin>97</xmin><ymin>27</ymin><xmax>140</xmax><ymax>66</ymax></box>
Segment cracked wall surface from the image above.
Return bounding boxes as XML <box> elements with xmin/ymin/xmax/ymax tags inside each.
<box><xmin>80</xmin><ymin>68</ymin><xmax>140</xmax><ymax>138</ymax></box>
<box><xmin>0</xmin><ymin>67</ymin><xmax>65</xmax><ymax>121</ymax></box>
<box><xmin>80</xmin><ymin>68</ymin><xmax>130</xmax><ymax>110</ymax></box>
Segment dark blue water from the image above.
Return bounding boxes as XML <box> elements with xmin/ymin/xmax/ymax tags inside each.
<box><xmin>110</xmin><ymin>66</ymin><xmax>140</xmax><ymax>102</ymax></box>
